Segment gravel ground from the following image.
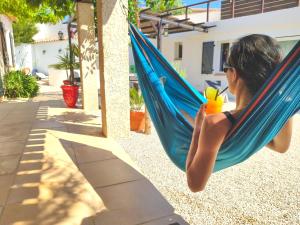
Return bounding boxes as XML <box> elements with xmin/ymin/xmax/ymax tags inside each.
<box><xmin>117</xmin><ymin>105</ymin><xmax>300</xmax><ymax>225</ymax></box>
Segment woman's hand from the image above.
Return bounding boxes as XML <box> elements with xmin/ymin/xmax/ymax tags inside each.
<box><xmin>194</xmin><ymin>105</ymin><xmax>206</xmax><ymax>133</ymax></box>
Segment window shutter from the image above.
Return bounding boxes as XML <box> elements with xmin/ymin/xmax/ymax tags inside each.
<box><xmin>202</xmin><ymin>41</ymin><xmax>214</xmax><ymax>74</ymax></box>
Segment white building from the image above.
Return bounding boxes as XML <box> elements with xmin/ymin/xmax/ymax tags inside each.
<box><xmin>135</xmin><ymin>2</ymin><xmax>300</xmax><ymax>96</ymax></box>
<box><xmin>15</xmin><ymin>23</ymin><xmax>69</xmax><ymax>75</ymax></box>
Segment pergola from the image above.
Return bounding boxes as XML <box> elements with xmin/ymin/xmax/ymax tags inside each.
<box><xmin>139</xmin><ymin>0</ymin><xmax>218</xmax><ymax>50</ymax></box>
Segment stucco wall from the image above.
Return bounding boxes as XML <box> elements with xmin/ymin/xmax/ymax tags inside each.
<box><xmin>32</xmin><ymin>40</ymin><xmax>69</xmax><ymax>75</ymax></box>
<box><xmin>98</xmin><ymin>0</ymin><xmax>130</xmax><ymax>138</ymax></box>
<box><xmin>15</xmin><ymin>44</ymin><xmax>33</xmax><ymax>70</ymax></box>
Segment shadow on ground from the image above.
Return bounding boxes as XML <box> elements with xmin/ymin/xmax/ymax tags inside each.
<box><xmin>0</xmin><ymin>95</ymin><xmax>188</xmax><ymax>225</ymax></box>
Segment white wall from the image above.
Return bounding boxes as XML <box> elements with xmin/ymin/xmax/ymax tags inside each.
<box><xmin>15</xmin><ymin>44</ymin><xmax>33</xmax><ymax>70</ymax></box>
<box><xmin>32</xmin><ymin>40</ymin><xmax>69</xmax><ymax>75</ymax></box>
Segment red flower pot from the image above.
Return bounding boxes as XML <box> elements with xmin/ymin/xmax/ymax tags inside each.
<box><xmin>61</xmin><ymin>85</ymin><xmax>79</xmax><ymax>108</ymax></box>
<box><xmin>63</xmin><ymin>80</ymin><xmax>71</xmax><ymax>85</ymax></box>
<box><xmin>130</xmin><ymin>111</ymin><xmax>145</xmax><ymax>132</ymax></box>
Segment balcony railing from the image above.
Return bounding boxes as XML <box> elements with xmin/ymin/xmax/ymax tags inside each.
<box><xmin>221</xmin><ymin>0</ymin><xmax>300</xmax><ymax>20</ymax></box>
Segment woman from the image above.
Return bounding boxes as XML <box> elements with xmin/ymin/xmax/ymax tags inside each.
<box><xmin>185</xmin><ymin>34</ymin><xmax>293</xmax><ymax>192</ymax></box>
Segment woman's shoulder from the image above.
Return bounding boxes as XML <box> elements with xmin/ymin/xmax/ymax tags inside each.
<box><xmin>203</xmin><ymin>112</ymin><xmax>234</xmax><ymax>135</ymax></box>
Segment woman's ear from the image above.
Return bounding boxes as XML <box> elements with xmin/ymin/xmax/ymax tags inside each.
<box><xmin>231</xmin><ymin>68</ymin><xmax>238</xmax><ymax>82</ymax></box>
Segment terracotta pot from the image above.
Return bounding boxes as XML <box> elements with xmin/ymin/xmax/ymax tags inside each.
<box><xmin>130</xmin><ymin>111</ymin><xmax>145</xmax><ymax>132</ymax></box>
<box><xmin>63</xmin><ymin>80</ymin><xmax>71</xmax><ymax>85</ymax></box>
<box><xmin>61</xmin><ymin>85</ymin><xmax>79</xmax><ymax>108</ymax></box>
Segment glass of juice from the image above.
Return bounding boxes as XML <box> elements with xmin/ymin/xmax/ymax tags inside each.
<box><xmin>204</xmin><ymin>87</ymin><xmax>224</xmax><ymax>114</ymax></box>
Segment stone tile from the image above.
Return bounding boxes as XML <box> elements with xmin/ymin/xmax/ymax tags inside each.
<box><xmin>95</xmin><ymin>179</ymin><xmax>174</xmax><ymax>225</ymax></box>
<box><xmin>23</xmin><ymin>145</ymin><xmax>45</xmax><ymax>153</ymax></box>
<box><xmin>21</xmin><ymin>152</ymin><xmax>44</xmax><ymax>161</ymax></box>
<box><xmin>18</xmin><ymin>161</ymin><xmax>44</xmax><ymax>173</ymax></box>
<box><xmin>62</xmin><ymin>145</ymin><xmax>77</xmax><ymax>165</ymax></box>
<box><xmin>73</xmin><ymin>144</ymin><xmax>117</xmax><ymax>164</ymax></box>
<box><xmin>0</xmin><ymin>123</ymin><xmax>31</xmax><ymax>142</ymax></box>
<box><xmin>28</xmin><ymin>129</ymin><xmax>47</xmax><ymax>135</ymax></box>
<box><xmin>14</xmin><ymin>173</ymin><xmax>42</xmax><ymax>186</ymax></box>
<box><xmin>26</xmin><ymin>140</ymin><xmax>45</xmax><ymax>146</ymax></box>
<box><xmin>0</xmin><ymin>155</ymin><xmax>21</xmax><ymax>175</ymax></box>
<box><xmin>79</xmin><ymin>159</ymin><xmax>144</xmax><ymax>188</ymax></box>
<box><xmin>0</xmin><ymin>175</ymin><xmax>15</xmax><ymax>205</ymax></box>
<box><xmin>6</xmin><ymin>186</ymin><xmax>39</xmax><ymax>204</ymax></box>
<box><xmin>66</xmin><ymin>123</ymin><xmax>102</xmax><ymax>137</ymax></box>
<box><xmin>32</xmin><ymin>119</ymin><xmax>65</xmax><ymax>129</ymax></box>
<box><xmin>140</xmin><ymin>215</ymin><xmax>189</xmax><ymax>225</ymax></box>
<box><xmin>27</xmin><ymin>134</ymin><xmax>46</xmax><ymax>140</ymax></box>
<box><xmin>1</xmin><ymin>198</ymin><xmax>101</xmax><ymax>225</ymax></box>
<box><xmin>0</xmin><ymin>141</ymin><xmax>25</xmax><ymax>157</ymax></box>
<box><xmin>0</xmin><ymin>203</ymin><xmax>40</xmax><ymax>225</ymax></box>
<box><xmin>0</xmin><ymin>115</ymin><xmax>36</xmax><ymax>125</ymax></box>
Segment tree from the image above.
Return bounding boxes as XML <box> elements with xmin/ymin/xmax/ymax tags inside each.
<box><xmin>145</xmin><ymin>0</ymin><xmax>184</xmax><ymax>14</ymax></box>
<box><xmin>1</xmin><ymin>0</ymin><xmax>75</xmax><ymax>46</ymax></box>
<box><xmin>128</xmin><ymin>0</ymin><xmax>185</xmax><ymax>26</ymax></box>
<box><xmin>13</xmin><ymin>20</ymin><xmax>38</xmax><ymax>44</ymax></box>
<box><xmin>128</xmin><ymin>0</ymin><xmax>139</xmax><ymax>26</ymax></box>
<box><xmin>0</xmin><ymin>0</ymin><xmax>75</xmax><ymax>24</ymax></box>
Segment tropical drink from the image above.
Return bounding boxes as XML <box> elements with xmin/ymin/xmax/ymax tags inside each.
<box><xmin>204</xmin><ymin>87</ymin><xmax>224</xmax><ymax>114</ymax></box>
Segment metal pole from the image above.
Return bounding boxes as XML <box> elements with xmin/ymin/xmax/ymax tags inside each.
<box><xmin>232</xmin><ymin>0</ymin><xmax>235</xmax><ymax>18</ymax></box>
<box><xmin>206</xmin><ymin>2</ymin><xmax>210</xmax><ymax>22</ymax></box>
<box><xmin>163</xmin><ymin>0</ymin><xmax>218</xmax><ymax>14</ymax></box>
<box><xmin>185</xmin><ymin>7</ymin><xmax>188</xmax><ymax>19</ymax></box>
<box><xmin>68</xmin><ymin>23</ymin><xmax>75</xmax><ymax>84</ymax></box>
<box><xmin>156</xmin><ymin>21</ymin><xmax>162</xmax><ymax>51</ymax></box>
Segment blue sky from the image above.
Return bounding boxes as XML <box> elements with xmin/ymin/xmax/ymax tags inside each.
<box><xmin>139</xmin><ymin>0</ymin><xmax>221</xmax><ymax>8</ymax></box>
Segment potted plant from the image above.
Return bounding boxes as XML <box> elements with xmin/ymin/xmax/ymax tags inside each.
<box><xmin>50</xmin><ymin>44</ymin><xmax>80</xmax><ymax>108</ymax></box>
<box><xmin>130</xmin><ymin>87</ymin><xmax>145</xmax><ymax>132</ymax></box>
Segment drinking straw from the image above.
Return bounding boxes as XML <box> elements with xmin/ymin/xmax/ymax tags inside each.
<box><xmin>214</xmin><ymin>89</ymin><xmax>219</xmax><ymax>101</ymax></box>
<box><xmin>218</xmin><ymin>86</ymin><xmax>228</xmax><ymax>96</ymax></box>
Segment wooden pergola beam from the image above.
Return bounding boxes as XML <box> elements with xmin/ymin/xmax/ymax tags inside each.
<box><xmin>140</xmin><ymin>13</ymin><xmax>205</xmax><ymax>32</ymax></box>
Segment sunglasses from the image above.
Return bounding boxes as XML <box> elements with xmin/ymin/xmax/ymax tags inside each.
<box><xmin>223</xmin><ymin>62</ymin><xmax>233</xmax><ymax>73</ymax></box>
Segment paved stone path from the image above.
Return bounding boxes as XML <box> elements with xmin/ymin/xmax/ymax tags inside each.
<box><xmin>0</xmin><ymin>84</ymin><xmax>188</xmax><ymax>225</ymax></box>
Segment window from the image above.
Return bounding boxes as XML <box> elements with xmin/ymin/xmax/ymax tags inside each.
<box><xmin>202</xmin><ymin>41</ymin><xmax>214</xmax><ymax>74</ymax></box>
<box><xmin>174</xmin><ymin>42</ymin><xmax>183</xmax><ymax>60</ymax></box>
<box><xmin>220</xmin><ymin>43</ymin><xmax>229</xmax><ymax>71</ymax></box>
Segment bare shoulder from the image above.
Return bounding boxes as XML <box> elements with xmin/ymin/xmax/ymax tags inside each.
<box><xmin>203</xmin><ymin>113</ymin><xmax>232</xmax><ymax>135</ymax></box>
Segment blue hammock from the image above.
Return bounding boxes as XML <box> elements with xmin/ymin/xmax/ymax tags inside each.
<box><xmin>129</xmin><ymin>24</ymin><xmax>300</xmax><ymax>172</ymax></box>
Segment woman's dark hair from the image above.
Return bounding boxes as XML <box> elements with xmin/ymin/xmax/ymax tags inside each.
<box><xmin>228</xmin><ymin>34</ymin><xmax>282</xmax><ymax>95</ymax></box>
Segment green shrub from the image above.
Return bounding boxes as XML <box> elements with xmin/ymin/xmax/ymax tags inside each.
<box><xmin>130</xmin><ymin>87</ymin><xmax>144</xmax><ymax>111</ymax></box>
<box><xmin>4</xmin><ymin>70</ymin><xmax>39</xmax><ymax>98</ymax></box>
<box><xmin>0</xmin><ymin>76</ymin><xmax>4</xmax><ymax>97</ymax></box>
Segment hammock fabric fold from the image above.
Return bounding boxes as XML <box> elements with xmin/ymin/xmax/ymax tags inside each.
<box><xmin>129</xmin><ymin>24</ymin><xmax>300</xmax><ymax>172</ymax></box>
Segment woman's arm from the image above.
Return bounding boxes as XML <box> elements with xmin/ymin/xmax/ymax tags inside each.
<box><xmin>267</xmin><ymin>118</ymin><xmax>293</xmax><ymax>153</ymax></box>
<box><xmin>185</xmin><ymin>107</ymin><xmax>203</xmax><ymax>169</ymax></box>
<box><xmin>186</xmin><ymin>112</ymin><xmax>231</xmax><ymax>192</ymax></box>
